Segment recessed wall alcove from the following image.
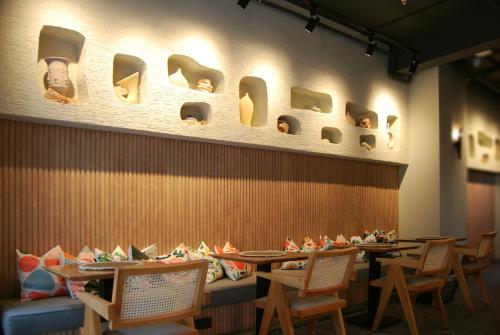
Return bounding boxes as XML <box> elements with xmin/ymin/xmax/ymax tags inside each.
<box><xmin>180</xmin><ymin>102</ymin><xmax>211</xmax><ymax>125</ymax></box>
<box><xmin>291</xmin><ymin>87</ymin><xmax>332</xmax><ymax>113</ymax></box>
<box><xmin>277</xmin><ymin>115</ymin><xmax>300</xmax><ymax>135</ymax></box>
<box><xmin>38</xmin><ymin>25</ymin><xmax>88</xmax><ymax>103</ymax></box>
<box><xmin>346</xmin><ymin>102</ymin><xmax>379</xmax><ymax>129</ymax></box>
<box><xmin>113</xmin><ymin>54</ymin><xmax>146</xmax><ymax>104</ymax></box>
<box><xmin>495</xmin><ymin>139</ymin><xmax>500</xmax><ymax>161</ymax></box>
<box><xmin>469</xmin><ymin>134</ymin><xmax>475</xmax><ymax>157</ymax></box>
<box><xmin>239</xmin><ymin>76</ymin><xmax>267</xmax><ymax>127</ymax></box>
<box><xmin>167</xmin><ymin>54</ymin><xmax>224</xmax><ymax>94</ymax></box>
<box><xmin>386</xmin><ymin>115</ymin><xmax>398</xmax><ymax>149</ymax></box>
<box><xmin>360</xmin><ymin>135</ymin><xmax>376</xmax><ymax>150</ymax></box>
<box><xmin>321</xmin><ymin>127</ymin><xmax>342</xmax><ymax>144</ymax></box>
<box><xmin>478</xmin><ymin>131</ymin><xmax>493</xmax><ymax>148</ymax></box>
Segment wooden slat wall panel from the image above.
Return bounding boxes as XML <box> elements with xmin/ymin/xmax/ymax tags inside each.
<box><xmin>0</xmin><ymin>118</ymin><xmax>398</xmax><ymax>303</ymax></box>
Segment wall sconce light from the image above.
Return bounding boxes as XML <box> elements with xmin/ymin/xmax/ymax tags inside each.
<box><xmin>451</xmin><ymin>127</ymin><xmax>462</xmax><ymax>159</ymax></box>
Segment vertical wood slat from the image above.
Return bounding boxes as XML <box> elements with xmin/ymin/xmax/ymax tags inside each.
<box><xmin>0</xmin><ymin>118</ymin><xmax>399</xmax><ymax>301</ymax></box>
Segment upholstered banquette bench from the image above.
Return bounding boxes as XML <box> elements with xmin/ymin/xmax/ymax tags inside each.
<box><xmin>0</xmin><ymin>275</ymin><xmax>257</xmax><ymax>335</ymax></box>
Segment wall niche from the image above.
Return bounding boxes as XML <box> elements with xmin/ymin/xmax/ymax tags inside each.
<box><xmin>180</xmin><ymin>102</ymin><xmax>211</xmax><ymax>125</ymax></box>
<box><xmin>360</xmin><ymin>135</ymin><xmax>376</xmax><ymax>151</ymax></box>
<box><xmin>38</xmin><ymin>25</ymin><xmax>88</xmax><ymax>104</ymax></box>
<box><xmin>346</xmin><ymin>102</ymin><xmax>379</xmax><ymax>129</ymax></box>
<box><xmin>468</xmin><ymin>134</ymin><xmax>475</xmax><ymax>157</ymax></box>
<box><xmin>291</xmin><ymin>87</ymin><xmax>332</xmax><ymax>113</ymax></box>
<box><xmin>113</xmin><ymin>54</ymin><xmax>146</xmax><ymax>104</ymax></box>
<box><xmin>168</xmin><ymin>54</ymin><xmax>224</xmax><ymax>94</ymax></box>
<box><xmin>478</xmin><ymin>131</ymin><xmax>493</xmax><ymax>148</ymax></box>
<box><xmin>277</xmin><ymin>115</ymin><xmax>300</xmax><ymax>135</ymax></box>
<box><xmin>496</xmin><ymin>139</ymin><xmax>500</xmax><ymax>161</ymax></box>
<box><xmin>321</xmin><ymin>127</ymin><xmax>342</xmax><ymax>144</ymax></box>
<box><xmin>239</xmin><ymin>76</ymin><xmax>267</xmax><ymax>127</ymax></box>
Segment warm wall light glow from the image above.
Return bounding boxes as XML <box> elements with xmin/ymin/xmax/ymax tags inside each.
<box><xmin>38</xmin><ymin>4</ymin><xmax>84</xmax><ymax>33</ymax></box>
<box><xmin>374</xmin><ymin>94</ymin><xmax>398</xmax><ymax>116</ymax></box>
<box><xmin>451</xmin><ymin>127</ymin><xmax>462</xmax><ymax>142</ymax></box>
<box><xmin>176</xmin><ymin>36</ymin><xmax>221</xmax><ymax>69</ymax></box>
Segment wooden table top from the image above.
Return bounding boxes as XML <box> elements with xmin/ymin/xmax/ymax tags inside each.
<box><xmin>397</xmin><ymin>237</ymin><xmax>467</xmax><ymax>243</ymax></box>
<box><xmin>44</xmin><ymin>261</ymin><xmax>166</xmax><ymax>281</ymax></box>
<box><xmin>355</xmin><ymin>244</ymin><xmax>421</xmax><ymax>253</ymax></box>
<box><xmin>213</xmin><ymin>252</ymin><xmax>311</xmax><ymax>265</ymax></box>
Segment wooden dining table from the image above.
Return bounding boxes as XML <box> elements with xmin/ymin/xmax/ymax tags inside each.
<box><xmin>345</xmin><ymin>243</ymin><xmax>421</xmax><ymax>329</ymax></box>
<box><xmin>214</xmin><ymin>252</ymin><xmax>310</xmax><ymax>334</ymax></box>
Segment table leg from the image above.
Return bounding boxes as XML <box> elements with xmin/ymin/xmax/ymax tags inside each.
<box><xmin>256</xmin><ymin>263</ymin><xmax>272</xmax><ymax>334</ymax></box>
<box><xmin>452</xmin><ymin>254</ymin><xmax>474</xmax><ymax>312</ymax></box>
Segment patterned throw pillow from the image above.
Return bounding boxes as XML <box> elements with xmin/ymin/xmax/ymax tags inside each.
<box><xmin>280</xmin><ymin>237</ymin><xmax>308</xmax><ymax>270</ymax></box>
<box><xmin>188</xmin><ymin>241</ymin><xmax>224</xmax><ymax>283</ymax></box>
<box><xmin>141</xmin><ymin>244</ymin><xmax>158</xmax><ymax>259</ymax></box>
<box><xmin>158</xmin><ymin>243</ymin><xmax>189</xmax><ymax>264</ymax></box>
<box><xmin>317</xmin><ymin>235</ymin><xmax>334</xmax><ymax>250</ymax></box>
<box><xmin>214</xmin><ymin>242</ymin><xmax>251</xmax><ymax>281</ymax></box>
<box><xmin>95</xmin><ymin>246</ymin><xmax>128</xmax><ymax>262</ymax></box>
<box><xmin>16</xmin><ymin>245</ymin><xmax>67</xmax><ymax>301</ymax></box>
<box><xmin>60</xmin><ymin>246</ymin><xmax>95</xmax><ymax>299</ymax></box>
<box><xmin>128</xmin><ymin>245</ymin><xmax>150</xmax><ymax>261</ymax></box>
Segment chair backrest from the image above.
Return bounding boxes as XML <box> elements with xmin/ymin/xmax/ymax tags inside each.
<box><xmin>301</xmin><ymin>248</ymin><xmax>358</xmax><ymax>296</ymax></box>
<box><xmin>109</xmin><ymin>260</ymin><xmax>208</xmax><ymax>330</ymax></box>
<box><xmin>419</xmin><ymin>238</ymin><xmax>455</xmax><ymax>275</ymax></box>
<box><xmin>476</xmin><ymin>231</ymin><xmax>496</xmax><ymax>259</ymax></box>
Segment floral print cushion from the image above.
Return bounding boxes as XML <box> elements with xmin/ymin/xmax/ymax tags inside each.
<box><xmin>317</xmin><ymin>235</ymin><xmax>334</xmax><ymax>250</ymax></box>
<box><xmin>188</xmin><ymin>241</ymin><xmax>224</xmax><ymax>283</ymax></box>
<box><xmin>158</xmin><ymin>243</ymin><xmax>189</xmax><ymax>264</ymax></box>
<box><xmin>94</xmin><ymin>246</ymin><xmax>128</xmax><ymax>262</ymax></box>
<box><xmin>280</xmin><ymin>237</ymin><xmax>308</xmax><ymax>270</ymax></box>
<box><xmin>214</xmin><ymin>242</ymin><xmax>251</xmax><ymax>281</ymax></box>
<box><xmin>60</xmin><ymin>246</ymin><xmax>95</xmax><ymax>299</ymax></box>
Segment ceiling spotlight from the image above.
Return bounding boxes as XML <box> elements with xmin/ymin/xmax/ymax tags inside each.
<box><xmin>409</xmin><ymin>55</ymin><xmax>419</xmax><ymax>75</ymax></box>
<box><xmin>305</xmin><ymin>7</ymin><xmax>320</xmax><ymax>33</ymax></box>
<box><xmin>237</xmin><ymin>0</ymin><xmax>250</xmax><ymax>9</ymax></box>
<box><xmin>364</xmin><ymin>34</ymin><xmax>376</xmax><ymax>57</ymax></box>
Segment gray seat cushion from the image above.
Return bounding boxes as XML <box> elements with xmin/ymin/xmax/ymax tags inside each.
<box><xmin>105</xmin><ymin>322</ymin><xmax>196</xmax><ymax>335</ymax></box>
<box><xmin>0</xmin><ymin>296</ymin><xmax>84</xmax><ymax>335</ymax></box>
<box><xmin>204</xmin><ymin>274</ymin><xmax>256</xmax><ymax>307</ymax></box>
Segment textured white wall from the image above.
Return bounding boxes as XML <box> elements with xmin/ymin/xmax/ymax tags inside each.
<box><xmin>0</xmin><ymin>0</ymin><xmax>408</xmax><ymax>165</ymax></box>
<box><xmin>400</xmin><ymin>68</ymin><xmax>441</xmax><ymax>237</ymax></box>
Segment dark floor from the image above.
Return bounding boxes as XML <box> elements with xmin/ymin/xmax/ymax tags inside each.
<box><xmin>266</xmin><ymin>262</ymin><xmax>500</xmax><ymax>335</ymax></box>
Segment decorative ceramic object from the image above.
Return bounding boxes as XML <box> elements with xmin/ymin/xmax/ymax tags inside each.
<box><xmin>359</xmin><ymin>116</ymin><xmax>372</xmax><ymax>128</ymax></box>
<box><xmin>196</xmin><ymin>78</ymin><xmax>213</xmax><ymax>93</ymax></box>
<box><xmin>45</xmin><ymin>57</ymin><xmax>70</xmax><ymax>95</ymax></box>
<box><xmin>361</xmin><ymin>141</ymin><xmax>372</xmax><ymax>151</ymax></box>
<box><xmin>387</xmin><ymin>131</ymin><xmax>394</xmax><ymax>149</ymax></box>
<box><xmin>239</xmin><ymin>92</ymin><xmax>254</xmax><ymax>126</ymax></box>
<box><xmin>114</xmin><ymin>72</ymin><xmax>140</xmax><ymax>103</ymax></box>
<box><xmin>277</xmin><ymin>118</ymin><xmax>290</xmax><ymax>133</ymax></box>
<box><xmin>169</xmin><ymin>68</ymin><xmax>189</xmax><ymax>88</ymax></box>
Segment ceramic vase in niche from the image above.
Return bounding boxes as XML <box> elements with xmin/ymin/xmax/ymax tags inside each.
<box><xmin>114</xmin><ymin>72</ymin><xmax>140</xmax><ymax>103</ymax></box>
<box><xmin>239</xmin><ymin>92</ymin><xmax>254</xmax><ymax>126</ymax></box>
<box><xmin>45</xmin><ymin>57</ymin><xmax>69</xmax><ymax>95</ymax></box>
<box><xmin>169</xmin><ymin>68</ymin><xmax>189</xmax><ymax>88</ymax></box>
<box><xmin>196</xmin><ymin>78</ymin><xmax>213</xmax><ymax>93</ymax></box>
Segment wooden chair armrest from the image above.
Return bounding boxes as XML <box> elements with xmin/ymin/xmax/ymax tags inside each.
<box><xmin>453</xmin><ymin>245</ymin><xmax>477</xmax><ymax>256</ymax></box>
<box><xmin>376</xmin><ymin>257</ymin><xmax>422</xmax><ymax>269</ymax></box>
<box><xmin>76</xmin><ymin>291</ymin><xmax>113</xmax><ymax>320</ymax></box>
<box><xmin>256</xmin><ymin>271</ymin><xmax>305</xmax><ymax>290</ymax></box>
<box><xmin>406</xmin><ymin>252</ymin><xmax>422</xmax><ymax>259</ymax></box>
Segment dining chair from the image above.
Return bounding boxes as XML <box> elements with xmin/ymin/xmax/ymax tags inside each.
<box><xmin>455</xmin><ymin>231</ymin><xmax>496</xmax><ymax>304</ymax></box>
<box><xmin>255</xmin><ymin>248</ymin><xmax>358</xmax><ymax>335</ymax></box>
<box><xmin>371</xmin><ymin>238</ymin><xmax>456</xmax><ymax>335</ymax></box>
<box><xmin>77</xmin><ymin>260</ymin><xmax>208</xmax><ymax>335</ymax></box>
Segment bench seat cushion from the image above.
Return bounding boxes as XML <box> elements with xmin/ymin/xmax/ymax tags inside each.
<box><xmin>204</xmin><ymin>274</ymin><xmax>256</xmax><ymax>307</ymax></box>
<box><xmin>0</xmin><ymin>296</ymin><xmax>84</xmax><ymax>335</ymax></box>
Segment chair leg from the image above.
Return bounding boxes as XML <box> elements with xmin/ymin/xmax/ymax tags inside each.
<box><xmin>81</xmin><ymin>305</ymin><xmax>101</xmax><ymax>335</ymax></box>
<box><xmin>305</xmin><ymin>317</ymin><xmax>317</xmax><ymax>335</ymax></box>
<box><xmin>331</xmin><ymin>309</ymin><xmax>346</xmax><ymax>335</ymax></box>
<box><xmin>474</xmin><ymin>272</ymin><xmax>490</xmax><ymax>304</ymax></box>
<box><xmin>180</xmin><ymin>317</ymin><xmax>195</xmax><ymax>328</ymax></box>
<box><xmin>259</xmin><ymin>282</ymin><xmax>278</xmax><ymax>335</ymax></box>
<box><xmin>274</xmin><ymin>282</ymin><xmax>294</xmax><ymax>335</ymax></box>
<box><xmin>393</xmin><ymin>266</ymin><xmax>419</xmax><ymax>335</ymax></box>
<box><xmin>433</xmin><ymin>289</ymin><xmax>448</xmax><ymax>330</ymax></box>
<box><xmin>372</xmin><ymin>265</ymin><xmax>396</xmax><ymax>331</ymax></box>
<box><xmin>452</xmin><ymin>253</ymin><xmax>474</xmax><ymax>312</ymax></box>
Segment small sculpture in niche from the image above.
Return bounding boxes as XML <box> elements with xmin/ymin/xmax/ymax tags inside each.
<box><xmin>114</xmin><ymin>72</ymin><xmax>140</xmax><ymax>103</ymax></box>
<box><xmin>183</xmin><ymin>115</ymin><xmax>206</xmax><ymax>125</ymax></box>
<box><xmin>196</xmin><ymin>78</ymin><xmax>213</xmax><ymax>93</ymax></box>
<box><xmin>239</xmin><ymin>92</ymin><xmax>254</xmax><ymax>126</ymax></box>
<box><xmin>359</xmin><ymin>115</ymin><xmax>372</xmax><ymax>129</ymax></box>
<box><xmin>361</xmin><ymin>141</ymin><xmax>372</xmax><ymax>151</ymax></box>
<box><xmin>304</xmin><ymin>104</ymin><xmax>321</xmax><ymax>112</ymax></box>
<box><xmin>277</xmin><ymin>118</ymin><xmax>290</xmax><ymax>134</ymax></box>
<box><xmin>482</xmin><ymin>153</ymin><xmax>490</xmax><ymax>163</ymax></box>
<box><xmin>169</xmin><ymin>67</ymin><xmax>189</xmax><ymax>88</ymax></box>
<box><xmin>44</xmin><ymin>57</ymin><xmax>71</xmax><ymax>104</ymax></box>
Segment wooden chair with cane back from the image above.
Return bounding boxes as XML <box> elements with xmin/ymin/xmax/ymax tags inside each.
<box><xmin>77</xmin><ymin>260</ymin><xmax>208</xmax><ymax>335</ymax></box>
<box><xmin>455</xmin><ymin>231</ymin><xmax>496</xmax><ymax>304</ymax></box>
<box><xmin>255</xmin><ymin>248</ymin><xmax>358</xmax><ymax>335</ymax></box>
<box><xmin>371</xmin><ymin>238</ymin><xmax>456</xmax><ymax>335</ymax></box>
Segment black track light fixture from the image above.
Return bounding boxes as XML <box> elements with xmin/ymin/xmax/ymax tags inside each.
<box><xmin>409</xmin><ymin>54</ymin><xmax>419</xmax><ymax>75</ymax></box>
<box><xmin>364</xmin><ymin>34</ymin><xmax>376</xmax><ymax>57</ymax></box>
<box><xmin>305</xmin><ymin>5</ymin><xmax>320</xmax><ymax>33</ymax></box>
<box><xmin>237</xmin><ymin>0</ymin><xmax>250</xmax><ymax>9</ymax></box>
